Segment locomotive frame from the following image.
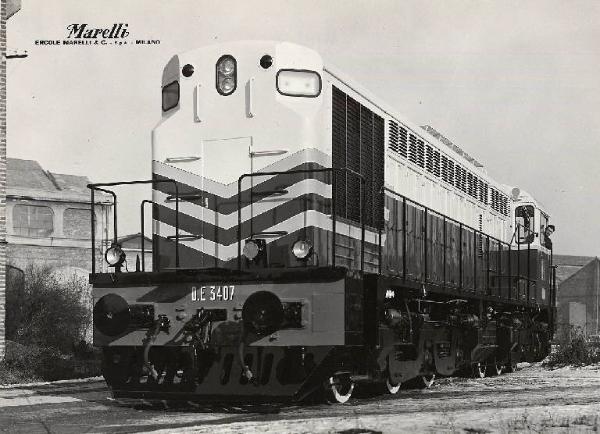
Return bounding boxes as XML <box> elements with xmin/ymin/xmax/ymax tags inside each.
<box><xmin>89</xmin><ymin>41</ymin><xmax>556</xmax><ymax>404</ymax></box>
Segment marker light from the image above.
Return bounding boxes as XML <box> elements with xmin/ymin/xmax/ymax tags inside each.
<box><xmin>292</xmin><ymin>240</ymin><xmax>313</xmax><ymax>260</ymax></box>
<box><xmin>216</xmin><ymin>55</ymin><xmax>237</xmax><ymax>95</ymax></box>
<box><xmin>276</xmin><ymin>70</ymin><xmax>322</xmax><ymax>97</ymax></box>
<box><xmin>105</xmin><ymin>243</ymin><xmax>126</xmax><ymax>267</ymax></box>
<box><xmin>243</xmin><ymin>240</ymin><xmax>260</xmax><ymax>261</ymax></box>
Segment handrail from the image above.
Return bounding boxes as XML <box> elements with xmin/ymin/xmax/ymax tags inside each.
<box><xmin>140</xmin><ymin>199</ymin><xmax>154</xmax><ymax>272</ymax></box>
<box><xmin>88</xmin><ymin>179</ymin><xmax>180</xmax><ymax>275</ymax></box>
<box><xmin>236</xmin><ymin>167</ymin><xmax>366</xmax><ymax>272</ymax></box>
<box><xmin>378</xmin><ymin>185</ymin><xmax>532</xmax><ymax>298</ymax></box>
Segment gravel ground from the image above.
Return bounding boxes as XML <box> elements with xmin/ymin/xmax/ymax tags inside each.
<box><xmin>1</xmin><ymin>363</ymin><xmax>600</xmax><ymax>433</ymax></box>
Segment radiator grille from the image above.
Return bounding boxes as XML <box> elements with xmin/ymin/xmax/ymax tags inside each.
<box><xmin>346</xmin><ymin>96</ymin><xmax>361</xmax><ymax>222</ymax></box>
<box><xmin>361</xmin><ymin>105</ymin><xmax>374</xmax><ymax>227</ymax></box>
<box><xmin>332</xmin><ymin>86</ymin><xmax>385</xmax><ymax>226</ymax></box>
<box><xmin>332</xmin><ymin>86</ymin><xmax>347</xmax><ymax>218</ymax></box>
<box><xmin>373</xmin><ymin>115</ymin><xmax>385</xmax><ymax>227</ymax></box>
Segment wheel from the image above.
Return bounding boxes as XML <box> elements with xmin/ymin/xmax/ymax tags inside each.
<box><xmin>421</xmin><ymin>374</ymin><xmax>435</xmax><ymax>388</ymax></box>
<box><xmin>385</xmin><ymin>377</ymin><xmax>401</xmax><ymax>395</ymax></box>
<box><xmin>473</xmin><ymin>362</ymin><xmax>486</xmax><ymax>378</ymax></box>
<box><xmin>494</xmin><ymin>362</ymin><xmax>503</xmax><ymax>376</ymax></box>
<box><xmin>324</xmin><ymin>375</ymin><xmax>355</xmax><ymax>404</ymax></box>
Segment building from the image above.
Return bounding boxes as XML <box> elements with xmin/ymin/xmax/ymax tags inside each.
<box><xmin>117</xmin><ymin>232</ymin><xmax>153</xmax><ymax>272</ymax></box>
<box><xmin>6</xmin><ymin>158</ymin><xmax>112</xmax><ymax>274</ymax></box>
<box><xmin>554</xmin><ymin>255</ymin><xmax>600</xmax><ymax>337</ymax></box>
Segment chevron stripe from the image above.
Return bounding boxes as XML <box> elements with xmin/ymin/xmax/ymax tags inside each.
<box><xmin>152</xmin><ymin>149</ymin><xmax>333</xmax><ymax>214</ymax></box>
<box><xmin>155</xmin><ymin>193</ymin><xmax>331</xmax><ymax>245</ymax></box>
<box><xmin>153</xmin><ymin>178</ymin><xmax>332</xmax><ymax>229</ymax></box>
<box><xmin>155</xmin><ymin>210</ymin><xmax>381</xmax><ymax>262</ymax></box>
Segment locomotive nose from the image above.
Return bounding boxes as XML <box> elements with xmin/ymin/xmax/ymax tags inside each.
<box><xmin>93</xmin><ymin>294</ymin><xmax>130</xmax><ymax>336</ymax></box>
<box><xmin>242</xmin><ymin>291</ymin><xmax>284</xmax><ymax>336</ymax></box>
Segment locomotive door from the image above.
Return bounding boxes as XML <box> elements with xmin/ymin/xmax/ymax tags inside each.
<box><xmin>201</xmin><ymin>137</ymin><xmax>253</xmax><ymax>267</ymax></box>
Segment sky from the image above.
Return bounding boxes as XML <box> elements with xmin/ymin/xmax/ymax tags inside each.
<box><xmin>6</xmin><ymin>0</ymin><xmax>600</xmax><ymax>256</ymax></box>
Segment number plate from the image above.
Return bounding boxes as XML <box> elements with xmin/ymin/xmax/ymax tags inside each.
<box><xmin>191</xmin><ymin>285</ymin><xmax>235</xmax><ymax>302</ymax></box>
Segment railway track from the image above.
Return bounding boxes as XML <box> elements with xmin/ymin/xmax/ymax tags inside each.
<box><xmin>1</xmin><ymin>364</ymin><xmax>600</xmax><ymax>433</ymax></box>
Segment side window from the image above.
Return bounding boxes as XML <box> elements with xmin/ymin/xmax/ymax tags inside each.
<box><xmin>540</xmin><ymin>212</ymin><xmax>549</xmax><ymax>237</ymax></box>
<box><xmin>13</xmin><ymin>205</ymin><xmax>54</xmax><ymax>237</ymax></box>
<box><xmin>64</xmin><ymin>208</ymin><xmax>93</xmax><ymax>238</ymax></box>
<box><xmin>515</xmin><ymin>205</ymin><xmax>534</xmax><ymax>244</ymax></box>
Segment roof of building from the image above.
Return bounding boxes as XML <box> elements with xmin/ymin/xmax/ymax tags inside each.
<box><xmin>555</xmin><ymin>254</ymin><xmax>598</xmax><ymax>285</ymax></box>
<box><xmin>559</xmin><ymin>257</ymin><xmax>600</xmax><ymax>289</ymax></box>
<box><xmin>7</xmin><ymin>158</ymin><xmax>111</xmax><ymax>203</ymax></box>
<box><xmin>117</xmin><ymin>233</ymin><xmax>153</xmax><ymax>251</ymax></box>
<box><xmin>554</xmin><ymin>255</ymin><xmax>596</xmax><ymax>267</ymax></box>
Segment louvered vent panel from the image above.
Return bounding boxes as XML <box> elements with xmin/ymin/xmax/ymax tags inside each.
<box><xmin>448</xmin><ymin>160</ymin><xmax>454</xmax><ymax>185</ymax></box>
<box><xmin>398</xmin><ymin>126</ymin><xmax>408</xmax><ymax>157</ymax></box>
<box><xmin>501</xmin><ymin>195</ymin><xmax>508</xmax><ymax>216</ymax></box>
<box><xmin>373</xmin><ymin>115</ymin><xmax>385</xmax><ymax>228</ymax></box>
<box><xmin>332</xmin><ymin>86</ymin><xmax>347</xmax><ymax>219</ymax></box>
<box><xmin>480</xmin><ymin>181</ymin><xmax>488</xmax><ymax>205</ymax></box>
<box><xmin>388</xmin><ymin>120</ymin><xmax>399</xmax><ymax>153</ymax></box>
<box><xmin>408</xmin><ymin>134</ymin><xmax>418</xmax><ymax>164</ymax></box>
<box><xmin>361</xmin><ymin>106</ymin><xmax>374</xmax><ymax>227</ymax></box>
<box><xmin>468</xmin><ymin>173</ymin><xmax>475</xmax><ymax>197</ymax></box>
<box><xmin>441</xmin><ymin>156</ymin><xmax>449</xmax><ymax>182</ymax></box>
<box><xmin>417</xmin><ymin>139</ymin><xmax>425</xmax><ymax>168</ymax></box>
<box><xmin>346</xmin><ymin>96</ymin><xmax>361</xmax><ymax>222</ymax></box>
<box><xmin>426</xmin><ymin>145</ymin><xmax>434</xmax><ymax>174</ymax></box>
<box><xmin>434</xmin><ymin>150</ymin><xmax>441</xmax><ymax>178</ymax></box>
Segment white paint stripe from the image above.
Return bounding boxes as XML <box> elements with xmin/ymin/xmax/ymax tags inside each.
<box><xmin>156</xmin><ymin>210</ymin><xmax>382</xmax><ymax>261</ymax></box>
<box><xmin>152</xmin><ymin>148</ymin><xmax>332</xmax><ymax>197</ymax></box>
<box><xmin>153</xmin><ymin>179</ymin><xmax>332</xmax><ymax>229</ymax></box>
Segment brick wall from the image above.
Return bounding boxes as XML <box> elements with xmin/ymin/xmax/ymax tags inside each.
<box><xmin>0</xmin><ymin>0</ymin><xmax>7</xmax><ymax>359</ymax></box>
<box><xmin>7</xmin><ymin>244</ymin><xmax>104</xmax><ymax>272</ymax></box>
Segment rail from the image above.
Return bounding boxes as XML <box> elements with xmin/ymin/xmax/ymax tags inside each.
<box><xmin>87</xmin><ymin>179</ymin><xmax>181</xmax><ymax>275</ymax></box>
<box><xmin>236</xmin><ymin>167</ymin><xmax>366</xmax><ymax>272</ymax></box>
<box><xmin>377</xmin><ymin>186</ymin><xmax>537</xmax><ymax>302</ymax></box>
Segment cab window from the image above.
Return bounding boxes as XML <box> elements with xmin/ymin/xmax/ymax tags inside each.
<box><xmin>515</xmin><ymin>205</ymin><xmax>534</xmax><ymax>244</ymax></box>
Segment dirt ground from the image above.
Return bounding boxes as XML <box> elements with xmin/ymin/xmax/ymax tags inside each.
<box><xmin>1</xmin><ymin>363</ymin><xmax>600</xmax><ymax>433</ymax></box>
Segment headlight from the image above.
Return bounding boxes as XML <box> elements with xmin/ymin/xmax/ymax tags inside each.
<box><xmin>243</xmin><ymin>240</ymin><xmax>260</xmax><ymax>261</ymax></box>
<box><xmin>276</xmin><ymin>69</ymin><xmax>321</xmax><ymax>97</ymax></box>
<box><xmin>292</xmin><ymin>240</ymin><xmax>313</xmax><ymax>260</ymax></box>
<box><xmin>216</xmin><ymin>55</ymin><xmax>237</xmax><ymax>95</ymax></box>
<box><xmin>105</xmin><ymin>243</ymin><xmax>126</xmax><ymax>267</ymax></box>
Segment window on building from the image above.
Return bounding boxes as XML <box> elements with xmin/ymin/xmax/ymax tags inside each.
<box><xmin>63</xmin><ymin>208</ymin><xmax>93</xmax><ymax>239</ymax></box>
<box><xmin>13</xmin><ymin>205</ymin><xmax>54</xmax><ymax>237</ymax></box>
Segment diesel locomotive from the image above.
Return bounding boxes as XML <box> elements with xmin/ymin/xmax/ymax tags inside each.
<box><xmin>90</xmin><ymin>41</ymin><xmax>556</xmax><ymax>403</ymax></box>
